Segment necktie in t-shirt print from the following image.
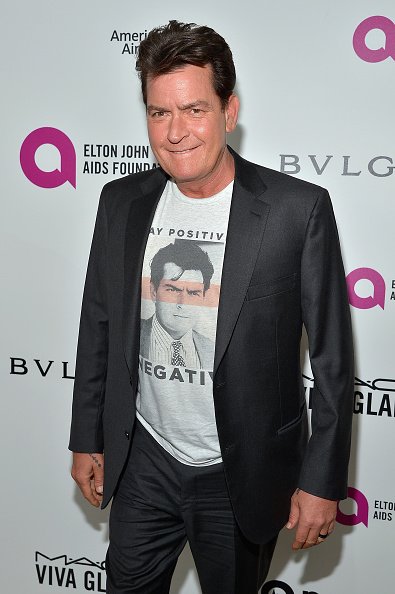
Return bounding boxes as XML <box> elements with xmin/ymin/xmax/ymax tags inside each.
<box><xmin>171</xmin><ymin>341</ymin><xmax>186</xmax><ymax>366</ymax></box>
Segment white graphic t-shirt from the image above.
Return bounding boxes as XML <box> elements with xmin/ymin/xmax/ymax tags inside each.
<box><xmin>136</xmin><ymin>179</ymin><xmax>233</xmax><ymax>466</ymax></box>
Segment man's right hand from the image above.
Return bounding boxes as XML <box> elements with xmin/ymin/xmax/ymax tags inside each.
<box><xmin>71</xmin><ymin>452</ymin><xmax>104</xmax><ymax>507</ymax></box>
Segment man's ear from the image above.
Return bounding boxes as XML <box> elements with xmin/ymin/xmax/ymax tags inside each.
<box><xmin>225</xmin><ymin>94</ymin><xmax>240</xmax><ymax>133</ymax></box>
<box><xmin>150</xmin><ymin>282</ymin><xmax>157</xmax><ymax>302</ymax></box>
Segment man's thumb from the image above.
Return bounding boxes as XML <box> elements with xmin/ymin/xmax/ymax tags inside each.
<box><xmin>93</xmin><ymin>465</ymin><xmax>104</xmax><ymax>494</ymax></box>
<box><xmin>286</xmin><ymin>498</ymin><xmax>299</xmax><ymax>529</ymax></box>
<box><xmin>95</xmin><ymin>483</ymin><xmax>103</xmax><ymax>495</ymax></box>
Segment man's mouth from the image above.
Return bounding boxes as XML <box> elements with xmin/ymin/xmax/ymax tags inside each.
<box><xmin>168</xmin><ymin>147</ymin><xmax>198</xmax><ymax>154</ymax></box>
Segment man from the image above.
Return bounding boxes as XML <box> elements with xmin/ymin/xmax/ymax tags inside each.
<box><xmin>70</xmin><ymin>20</ymin><xmax>354</xmax><ymax>594</ymax></box>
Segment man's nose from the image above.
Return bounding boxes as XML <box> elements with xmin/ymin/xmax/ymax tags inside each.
<box><xmin>167</xmin><ymin>114</ymin><xmax>188</xmax><ymax>144</ymax></box>
<box><xmin>176</xmin><ymin>291</ymin><xmax>185</xmax><ymax>305</ymax></box>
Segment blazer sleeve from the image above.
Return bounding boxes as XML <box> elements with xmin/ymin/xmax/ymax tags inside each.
<box><xmin>298</xmin><ymin>189</ymin><xmax>354</xmax><ymax>501</ymax></box>
<box><xmin>68</xmin><ymin>187</ymin><xmax>109</xmax><ymax>453</ymax></box>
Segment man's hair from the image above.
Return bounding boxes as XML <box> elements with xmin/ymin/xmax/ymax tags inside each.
<box><xmin>150</xmin><ymin>240</ymin><xmax>214</xmax><ymax>294</ymax></box>
<box><xmin>136</xmin><ymin>20</ymin><xmax>236</xmax><ymax>108</ymax></box>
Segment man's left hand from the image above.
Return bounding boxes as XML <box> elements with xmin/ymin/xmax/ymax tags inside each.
<box><xmin>286</xmin><ymin>488</ymin><xmax>337</xmax><ymax>550</ymax></box>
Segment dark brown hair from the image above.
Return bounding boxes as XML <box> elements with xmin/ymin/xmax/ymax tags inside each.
<box><xmin>150</xmin><ymin>240</ymin><xmax>214</xmax><ymax>294</ymax></box>
<box><xmin>136</xmin><ymin>20</ymin><xmax>236</xmax><ymax>108</ymax></box>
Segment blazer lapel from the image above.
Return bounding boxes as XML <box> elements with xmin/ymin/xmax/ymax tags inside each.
<box><xmin>123</xmin><ymin>169</ymin><xmax>167</xmax><ymax>377</ymax></box>
<box><xmin>214</xmin><ymin>152</ymin><xmax>270</xmax><ymax>376</ymax></box>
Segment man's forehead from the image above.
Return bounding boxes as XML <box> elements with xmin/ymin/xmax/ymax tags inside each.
<box><xmin>147</xmin><ymin>63</ymin><xmax>213</xmax><ymax>84</ymax></box>
<box><xmin>162</xmin><ymin>262</ymin><xmax>204</xmax><ymax>283</ymax></box>
<box><xmin>146</xmin><ymin>64</ymin><xmax>216</xmax><ymax>102</ymax></box>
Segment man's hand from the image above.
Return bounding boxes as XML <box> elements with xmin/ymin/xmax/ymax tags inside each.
<box><xmin>286</xmin><ymin>488</ymin><xmax>337</xmax><ymax>550</ymax></box>
<box><xmin>71</xmin><ymin>452</ymin><xmax>104</xmax><ymax>508</ymax></box>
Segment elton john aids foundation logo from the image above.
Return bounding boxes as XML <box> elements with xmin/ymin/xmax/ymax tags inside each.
<box><xmin>337</xmin><ymin>487</ymin><xmax>369</xmax><ymax>527</ymax></box>
<box><xmin>346</xmin><ymin>268</ymin><xmax>386</xmax><ymax>310</ymax></box>
<box><xmin>353</xmin><ymin>16</ymin><xmax>395</xmax><ymax>62</ymax></box>
<box><xmin>20</xmin><ymin>127</ymin><xmax>76</xmax><ymax>188</ymax></box>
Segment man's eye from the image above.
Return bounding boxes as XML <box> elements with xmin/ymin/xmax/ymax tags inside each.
<box><xmin>152</xmin><ymin>111</ymin><xmax>165</xmax><ymax>118</ymax></box>
<box><xmin>191</xmin><ymin>108</ymin><xmax>202</xmax><ymax>115</ymax></box>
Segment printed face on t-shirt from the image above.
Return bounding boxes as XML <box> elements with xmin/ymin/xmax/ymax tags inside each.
<box><xmin>150</xmin><ymin>263</ymin><xmax>206</xmax><ymax>339</ymax></box>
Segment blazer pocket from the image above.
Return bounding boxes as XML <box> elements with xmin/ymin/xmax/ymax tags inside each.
<box><xmin>277</xmin><ymin>401</ymin><xmax>306</xmax><ymax>436</ymax></box>
<box><xmin>247</xmin><ymin>273</ymin><xmax>297</xmax><ymax>301</ymax></box>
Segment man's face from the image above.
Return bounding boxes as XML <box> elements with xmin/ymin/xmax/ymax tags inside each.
<box><xmin>151</xmin><ymin>263</ymin><xmax>205</xmax><ymax>339</ymax></box>
<box><xmin>146</xmin><ymin>64</ymin><xmax>238</xmax><ymax>189</ymax></box>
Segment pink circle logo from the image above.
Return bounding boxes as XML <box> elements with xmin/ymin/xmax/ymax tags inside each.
<box><xmin>346</xmin><ymin>267</ymin><xmax>386</xmax><ymax>310</ymax></box>
<box><xmin>337</xmin><ymin>487</ymin><xmax>369</xmax><ymax>527</ymax></box>
<box><xmin>20</xmin><ymin>127</ymin><xmax>76</xmax><ymax>189</ymax></box>
<box><xmin>353</xmin><ymin>16</ymin><xmax>395</xmax><ymax>63</ymax></box>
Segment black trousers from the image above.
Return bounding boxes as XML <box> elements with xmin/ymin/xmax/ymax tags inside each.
<box><xmin>106</xmin><ymin>421</ymin><xmax>277</xmax><ymax>594</ymax></box>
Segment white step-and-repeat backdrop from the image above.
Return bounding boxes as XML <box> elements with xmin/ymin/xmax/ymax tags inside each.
<box><xmin>2</xmin><ymin>1</ymin><xmax>394</xmax><ymax>592</ymax></box>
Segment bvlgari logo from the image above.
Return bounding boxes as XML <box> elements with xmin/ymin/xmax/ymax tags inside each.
<box><xmin>35</xmin><ymin>551</ymin><xmax>105</xmax><ymax>591</ymax></box>
<box><xmin>10</xmin><ymin>357</ymin><xmax>75</xmax><ymax>379</ymax></box>
<box><xmin>279</xmin><ymin>154</ymin><xmax>394</xmax><ymax>177</ymax></box>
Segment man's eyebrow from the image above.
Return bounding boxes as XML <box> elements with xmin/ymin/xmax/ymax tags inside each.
<box><xmin>147</xmin><ymin>104</ymin><xmax>168</xmax><ymax>114</ymax></box>
<box><xmin>164</xmin><ymin>282</ymin><xmax>183</xmax><ymax>291</ymax></box>
<box><xmin>180</xmin><ymin>100</ymin><xmax>212</xmax><ymax>110</ymax></box>
<box><xmin>147</xmin><ymin>100</ymin><xmax>212</xmax><ymax>113</ymax></box>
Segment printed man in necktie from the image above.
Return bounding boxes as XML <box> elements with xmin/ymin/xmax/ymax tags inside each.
<box><xmin>140</xmin><ymin>239</ymin><xmax>216</xmax><ymax>369</ymax></box>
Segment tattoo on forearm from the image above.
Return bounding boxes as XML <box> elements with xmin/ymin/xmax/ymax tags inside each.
<box><xmin>89</xmin><ymin>454</ymin><xmax>102</xmax><ymax>468</ymax></box>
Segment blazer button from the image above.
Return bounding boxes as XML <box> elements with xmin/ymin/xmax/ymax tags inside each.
<box><xmin>124</xmin><ymin>430</ymin><xmax>130</xmax><ymax>440</ymax></box>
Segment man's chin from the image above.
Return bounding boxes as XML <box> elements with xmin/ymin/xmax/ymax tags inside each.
<box><xmin>167</xmin><ymin>326</ymin><xmax>192</xmax><ymax>339</ymax></box>
<box><xmin>170</xmin><ymin>171</ymin><xmax>202</xmax><ymax>185</ymax></box>
<box><xmin>159</xmin><ymin>162</ymin><xmax>203</xmax><ymax>184</ymax></box>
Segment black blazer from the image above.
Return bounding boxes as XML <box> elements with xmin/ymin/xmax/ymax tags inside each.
<box><xmin>69</xmin><ymin>148</ymin><xmax>354</xmax><ymax>544</ymax></box>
